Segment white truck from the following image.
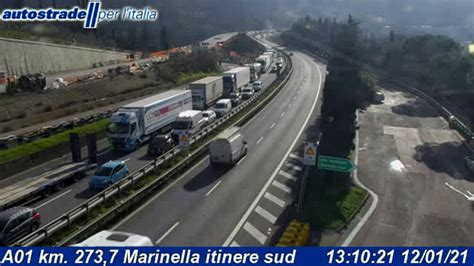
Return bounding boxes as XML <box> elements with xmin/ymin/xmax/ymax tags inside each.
<box><xmin>209</xmin><ymin>127</ymin><xmax>247</xmax><ymax>166</ymax></box>
<box><xmin>245</xmin><ymin>63</ymin><xmax>262</xmax><ymax>82</ymax></box>
<box><xmin>171</xmin><ymin>110</ymin><xmax>206</xmax><ymax>142</ymax></box>
<box><xmin>107</xmin><ymin>90</ymin><xmax>192</xmax><ymax>152</ymax></box>
<box><xmin>0</xmin><ymin>162</ymin><xmax>96</xmax><ymax>211</ymax></box>
<box><xmin>223</xmin><ymin>67</ymin><xmax>250</xmax><ymax>97</ymax></box>
<box><xmin>73</xmin><ymin>231</ymin><xmax>153</xmax><ymax>246</ymax></box>
<box><xmin>256</xmin><ymin>55</ymin><xmax>272</xmax><ymax>73</ymax></box>
<box><xmin>190</xmin><ymin>76</ymin><xmax>223</xmax><ymax>110</ymax></box>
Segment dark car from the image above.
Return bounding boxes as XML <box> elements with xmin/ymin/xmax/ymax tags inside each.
<box><xmin>229</xmin><ymin>92</ymin><xmax>242</xmax><ymax>107</ymax></box>
<box><xmin>148</xmin><ymin>134</ymin><xmax>174</xmax><ymax>156</ymax></box>
<box><xmin>0</xmin><ymin>207</ymin><xmax>40</xmax><ymax>244</ymax></box>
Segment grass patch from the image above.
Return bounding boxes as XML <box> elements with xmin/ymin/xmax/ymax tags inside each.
<box><xmin>300</xmin><ymin>170</ymin><xmax>368</xmax><ymax>231</ymax></box>
<box><xmin>176</xmin><ymin>71</ymin><xmax>222</xmax><ymax>85</ymax></box>
<box><xmin>0</xmin><ymin>119</ymin><xmax>109</xmax><ymax>164</ymax></box>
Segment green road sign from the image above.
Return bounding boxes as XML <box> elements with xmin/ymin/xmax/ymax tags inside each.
<box><xmin>318</xmin><ymin>155</ymin><xmax>356</xmax><ymax>173</ymax></box>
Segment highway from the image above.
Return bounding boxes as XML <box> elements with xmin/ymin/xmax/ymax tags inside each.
<box><xmin>109</xmin><ymin>51</ymin><xmax>325</xmax><ymax>246</ymax></box>
<box><xmin>345</xmin><ymin>83</ymin><xmax>473</xmax><ymax>246</ymax></box>
<box><xmin>26</xmin><ymin>66</ymin><xmax>278</xmax><ymax>226</ymax></box>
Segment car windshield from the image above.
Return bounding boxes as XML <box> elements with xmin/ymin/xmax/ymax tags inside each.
<box><xmin>95</xmin><ymin>166</ymin><xmax>114</xmax><ymax>176</ymax></box>
<box><xmin>106</xmin><ymin>123</ymin><xmax>129</xmax><ymax>134</ymax></box>
<box><xmin>230</xmin><ymin>94</ymin><xmax>239</xmax><ymax>99</ymax></box>
<box><xmin>173</xmin><ymin>121</ymin><xmax>191</xmax><ymax>130</ymax></box>
<box><xmin>202</xmin><ymin>113</ymin><xmax>209</xmax><ymax>117</ymax></box>
<box><xmin>215</xmin><ymin>103</ymin><xmax>227</xmax><ymax>109</ymax></box>
<box><xmin>242</xmin><ymin>89</ymin><xmax>252</xmax><ymax>92</ymax></box>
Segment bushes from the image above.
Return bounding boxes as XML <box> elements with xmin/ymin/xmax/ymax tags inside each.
<box><xmin>0</xmin><ymin>119</ymin><xmax>109</xmax><ymax>164</ymax></box>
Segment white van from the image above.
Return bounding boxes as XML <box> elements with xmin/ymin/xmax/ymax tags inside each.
<box><xmin>213</xmin><ymin>99</ymin><xmax>232</xmax><ymax>117</ymax></box>
<box><xmin>209</xmin><ymin>127</ymin><xmax>247</xmax><ymax>166</ymax></box>
<box><xmin>171</xmin><ymin>110</ymin><xmax>205</xmax><ymax>142</ymax></box>
<box><xmin>72</xmin><ymin>231</ymin><xmax>153</xmax><ymax>246</ymax></box>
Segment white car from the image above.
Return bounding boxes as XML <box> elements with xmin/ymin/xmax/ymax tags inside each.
<box><xmin>202</xmin><ymin>110</ymin><xmax>217</xmax><ymax>125</ymax></box>
<box><xmin>213</xmin><ymin>99</ymin><xmax>232</xmax><ymax>117</ymax></box>
<box><xmin>465</xmin><ymin>155</ymin><xmax>474</xmax><ymax>172</ymax></box>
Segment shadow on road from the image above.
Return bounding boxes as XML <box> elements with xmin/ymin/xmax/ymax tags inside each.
<box><xmin>183</xmin><ymin>163</ymin><xmax>230</xmax><ymax>192</ymax></box>
<box><xmin>391</xmin><ymin>100</ymin><xmax>438</xmax><ymax>118</ymax></box>
<box><xmin>413</xmin><ymin>141</ymin><xmax>472</xmax><ymax>181</ymax></box>
<box><xmin>75</xmin><ymin>188</ymin><xmax>98</xmax><ymax>199</ymax></box>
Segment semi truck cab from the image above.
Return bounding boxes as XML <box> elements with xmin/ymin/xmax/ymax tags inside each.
<box><xmin>107</xmin><ymin>111</ymin><xmax>143</xmax><ymax>151</ymax></box>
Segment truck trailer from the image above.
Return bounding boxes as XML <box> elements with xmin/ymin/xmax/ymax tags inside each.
<box><xmin>256</xmin><ymin>55</ymin><xmax>272</xmax><ymax>73</ymax></box>
<box><xmin>223</xmin><ymin>67</ymin><xmax>250</xmax><ymax>97</ymax></box>
<box><xmin>0</xmin><ymin>162</ymin><xmax>96</xmax><ymax>211</ymax></box>
<box><xmin>190</xmin><ymin>76</ymin><xmax>223</xmax><ymax>110</ymax></box>
<box><xmin>107</xmin><ymin>90</ymin><xmax>192</xmax><ymax>151</ymax></box>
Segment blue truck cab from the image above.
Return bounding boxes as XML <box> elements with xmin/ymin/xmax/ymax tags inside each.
<box><xmin>89</xmin><ymin>161</ymin><xmax>129</xmax><ymax>190</ymax></box>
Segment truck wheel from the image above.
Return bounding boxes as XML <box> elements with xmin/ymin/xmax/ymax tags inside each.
<box><xmin>30</xmin><ymin>223</ymin><xmax>39</xmax><ymax>232</ymax></box>
<box><xmin>41</xmin><ymin>186</ymin><xmax>53</xmax><ymax>197</ymax></box>
<box><xmin>54</xmin><ymin>182</ymin><xmax>65</xmax><ymax>192</ymax></box>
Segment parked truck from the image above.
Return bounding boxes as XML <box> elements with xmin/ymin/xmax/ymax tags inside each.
<box><xmin>107</xmin><ymin>90</ymin><xmax>192</xmax><ymax>151</ymax></box>
<box><xmin>256</xmin><ymin>55</ymin><xmax>272</xmax><ymax>73</ymax></box>
<box><xmin>0</xmin><ymin>162</ymin><xmax>96</xmax><ymax>211</ymax></box>
<box><xmin>190</xmin><ymin>76</ymin><xmax>223</xmax><ymax>110</ymax></box>
<box><xmin>223</xmin><ymin>67</ymin><xmax>250</xmax><ymax>97</ymax></box>
<box><xmin>6</xmin><ymin>73</ymin><xmax>47</xmax><ymax>94</ymax></box>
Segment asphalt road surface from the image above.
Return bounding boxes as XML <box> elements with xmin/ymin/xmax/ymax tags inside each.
<box><xmin>26</xmin><ymin>69</ymin><xmax>277</xmax><ymax>226</ymax></box>
<box><xmin>110</xmin><ymin>51</ymin><xmax>324</xmax><ymax>246</ymax></box>
<box><xmin>350</xmin><ymin>85</ymin><xmax>473</xmax><ymax>245</ymax></box>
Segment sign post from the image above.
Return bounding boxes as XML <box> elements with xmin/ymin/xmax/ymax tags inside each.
<box><xmin>318</xmin><ymin>155</ymin><xmax>356</xmax><ymax>173</ymax></box>
<box><xmin>179</xmin><ymin>132</ymin><xmax>191</xmax><ymax>150</ymax></box>
<box><xmin>303</xmin><ymin>143</ymin><xmax>317</xmax><ymax>166</ymax></box>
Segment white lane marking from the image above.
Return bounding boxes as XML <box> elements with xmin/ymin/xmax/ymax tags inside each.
<box><xmin>223</xmin><ymin>56</ymin><xmax>323</xmax><ymax>246</ymax></box>
<box><xmin>255</xmin><ymin>206</ymin><xmax>277</xmax><ymax>224</ymax></box>
<box><xmin>155</xmin><ymin>221</ymin><xmax>180</xmax><ymax>244</ymax></box>
<box><xmin>111</xmin><ymin>156</ymin><xmax>209</xmax><ymax>230</ymax></box>
<box><xmin>36</xmin><ymin>189</ymin><xmax>71</xmax><ymax>209</ymax></box>
<box><xmin>206</xmin><ymin>181</ymin><xmax>223</xmax><ymax>197</ymax></box>
<box><xmin>236</xmin><ymin>156</ymin><xmax>246</xmax><ymax>166</ymax></box>
<box><xmin>272</xmin><ymin>180</ymin><xmax>292</xmax><ymax>193</ymax></box>
<box><xmin>243</xmin><ymin>222</ymin><xmax>267</xmax><ymax>245</ymax></box>
<box><xmin>230</xmin><ymin>241</ymin><xmax>240</xmax><ymax>247</ymax></box>
<box><xmin>445</xmin><ymin>182</ymin><xmax>474</xmax><ymax>201</ymax></box>
<box><xmin>264</xmin><ymin>192</ymin><xmax>286</xmax><ymax>208</ymax></box>
<box><xmin>256</xmin><ymin>137</ymin><xmax>264</xmax><ymax>145</ymax></box>
<box><xmin>280</xmin><ymin>112</ymin><xmax>285</xmax><ymax>117</ymax></box>
<box><xmin>270</xmin><ymin>122</ymin><xmax>276</xmax><ymax>129</ymax></box>
<box><xmin>285</xmin><ymin>162</ymin><xmax>303</xmax><ymax>172</ymax></box>
<box><xmin>278</xmin><ymin>170</ymin><xmax>298</xmax><ymax>182</ymax></box>
<box><xmin>293</xmin><ymin>95</ymin><xmax>297</xmax><ymax>100</ymax></box>
<box><xmin>342</xmin><ymin>111</ymin><xmax>379</xmax><ymax>247</ymax></box>
<box><xmin>289</xmin><ymin>153</ymin><xmax>303</xmax><ymax>162</ymax></box>
<box><xmin>288</xmin><ymin>103</ymin><xmax>292</xmax><ymax>108</ymax></box>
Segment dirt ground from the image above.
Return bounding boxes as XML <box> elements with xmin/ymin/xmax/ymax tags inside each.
<box><xmin>0</xmin><ymin>70</ymin><xmax>172</xmax><ymax>133</ymax></box>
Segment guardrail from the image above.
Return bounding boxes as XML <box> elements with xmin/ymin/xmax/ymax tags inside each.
<box><xmin>300</xmin><ymin>48</ymin><xmax>473</xmax><ymax>147</ymax></box>
<box><xmin>374</xmin><ymin>74</ymin><xmax>473</xmax><ymax>145</ymax></box>
<box><xmin>14</xmin><ymin>50</ymin><xmax>293</xmax><ymax>246</ymax></box>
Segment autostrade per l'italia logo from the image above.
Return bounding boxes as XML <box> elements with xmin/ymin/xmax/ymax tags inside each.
<box><xmin>0</xmin><ymin>0</ymin><xmax>158</xmax><ymax>29</ymax></box>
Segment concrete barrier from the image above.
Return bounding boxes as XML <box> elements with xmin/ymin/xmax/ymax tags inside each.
<box><xmin>0</xmin><ymin>37</ymin><xmax>130</xmax><ymax>76</ymax></box>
